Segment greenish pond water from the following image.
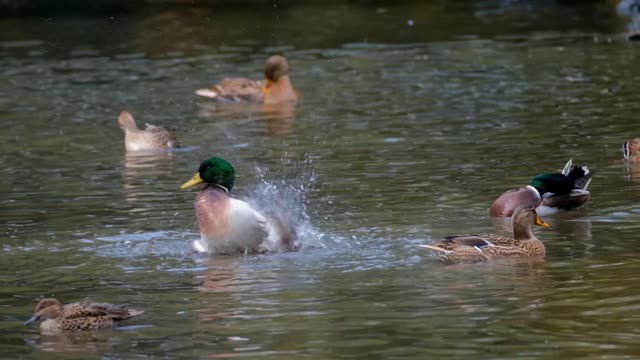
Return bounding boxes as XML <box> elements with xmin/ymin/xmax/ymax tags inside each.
<box><xmin>2</xmin><ymin>1</ymin><xmax>640</xmax><ymax>359</ymax></box>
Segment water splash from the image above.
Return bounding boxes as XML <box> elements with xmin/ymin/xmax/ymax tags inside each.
<box><xmin>246</xmin><ymin>152</ymin><xmax>327</xmax><ymax>249</ymax></box>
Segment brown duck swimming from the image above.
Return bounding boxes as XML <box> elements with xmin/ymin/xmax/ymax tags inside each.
<box><xmin>118</xmin><ymin>111</ymin><xmax>177</xmax><ymax>152</ymax></box>
<box><xmin>489</xmin><ymin>159</ymin><xmax>592</xmax><ymax>217</ymax></box>
<box><xmin>195</xmin><ymin>55</ymin><xmax>299</xmax><ymax>105</ymax></box>
<box><xmin>24</xmin><ymin>298</ymin><xmax>144</xmax><ymax>334</ymax></box>
<box><xmin>420</xmin><ymin>206</ymin><xmax>550</xmax><ymax>264</ymax></box>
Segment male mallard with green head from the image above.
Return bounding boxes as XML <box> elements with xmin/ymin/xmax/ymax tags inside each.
<box><xmin>24</xmin><ymin>298</ymin><xmax>143</xmax><ymax>334</ymax></box>
<box><xmin>420</xmin><ymin>206</ymin><xmax>550</xmax><ymax>264</ymax></box>
<box><xmin>180</xmin><ymin>157</ymin><xmax>297</xmax><ymax>255</ymax></box>
<box><xmin>195</xmin><ymin>55</ymin><xmax>299</xmax><ymax>105</ymax></box>
<box><xmin>489</xmin><ymin>160</ymin><xmax>592</xmax><ymax>217</ymax></box>
<box><xmin>118</xmin><ymin>111</ymin><xmax>177</xmax><ymax>152</ymax></box>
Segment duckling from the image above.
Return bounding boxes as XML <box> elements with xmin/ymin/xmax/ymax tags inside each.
<box><xmin>24</xmin><ymin>298</ymin><xmax>143</xmax><ymax>334</ymax></box>
<box><xmin>195</xmin><ymin>55</ymin><xmax>299</xmax><ymax>105</ymax></box>
<box><xmin>118</xmin><ymin>111</ymin><xmax>177</xmax><ymax>152</ymax></box>
<box><xmin>180</xmin><ymin>157</ymin><xmax>297</xmax><ymax>255</ymax></box>
<box><xmin>420</xmin><ymin>206</ymin><xmax>550</xmax><ymax>264</ymax></box>
<box><xmin>490</xmin><ymin>160</ymin><xmax>592</xmax><ymax>217</ymax></box>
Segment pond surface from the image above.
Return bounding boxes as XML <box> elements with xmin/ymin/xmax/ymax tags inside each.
<box><xmin>3</xmin><ymin>0</ymin><xmax>640</xmax><ymax>358</ymax></box>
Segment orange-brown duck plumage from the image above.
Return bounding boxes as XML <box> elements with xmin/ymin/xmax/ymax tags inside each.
<box><xmin>195</xmin><ymin>55</ymin><xmax>299</xmax><ymax>105</ymax></box>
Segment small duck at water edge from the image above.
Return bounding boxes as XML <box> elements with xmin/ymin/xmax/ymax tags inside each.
<box><xmin>24</xmin><ymin>298</ymin><xmax>144</xmax><ymax>334</ymax></box>
<box><xmin>420</xmin><ymin>206</ymin><xmax>550</xmax><ymax>264</ymax></box>
<box><xmin>180</xmin><ymin>157</ymin><xmax>298</xmax><ymax>255</ymax></box>
<box><xmin>489</xmin><ymin>159</ymin><xmax>593</xmax><ymax>217</ymax></box>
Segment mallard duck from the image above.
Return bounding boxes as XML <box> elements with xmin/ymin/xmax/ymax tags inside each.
<box><xmin>195</xmin><ymin>55</ymin><xmax>299</xmax><ymax>105</ymax></box>
<box><xmin>420</xmin><ymin>206</ymin><xmax>550</xmax><ymax>264</ymax></box>
<box><xmin>623</xmin><ymin>137</ymin><xmax>640</xmax><ymax>162</ymax></box>
<box><xmin>489</xmin><ymin>160</ymin><xmax>592</xmax><ymax>217</ymax></box>
<box><xmin>118</xmin><ymin>111</ymin><xmax>178</xmax><ymax>152</ymax></box>
<box><xmin>180</xmin><ymin>157</ymin><xmax>297</xmax><ymax>255</ymax></box>
<box><xmin>24</xmin><ymin>298</ymin><xmax>143</xmax><ymax>334</ymax></box>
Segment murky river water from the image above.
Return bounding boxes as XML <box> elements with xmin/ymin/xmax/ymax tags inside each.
<box><xmin>3</xmin><ymin>1</ymin><xmax>640</xmax><ymax>358</ymax></box>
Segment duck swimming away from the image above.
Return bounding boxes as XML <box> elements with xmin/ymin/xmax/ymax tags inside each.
<box><xmin>180</xmin><ymin>157</ymin><xmax>298</xmax><ymax>255</ymax></box>
<box><xmin>24</xmin><ymin>298</ymin><xmax>144</xmax><ymax>334</ymax></box>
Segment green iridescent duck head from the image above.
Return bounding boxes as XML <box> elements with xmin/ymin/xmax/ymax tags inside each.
<box><xmin>180</xmin><ymin>157</ymin><xmax>235</xmax><ymax>192</ymax></box>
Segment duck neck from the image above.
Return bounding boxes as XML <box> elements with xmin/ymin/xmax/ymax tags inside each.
<box><xmin>205</xmin><ymin>183</ymin><xmax>230</xmax><ymax>194</ymax></box>
<box><xmin>512</xmin><ymin>220</ymin><xmax>535</xmax><ymax>241</ymax></box>
<box><xmin>265</xmin><ymin>75</ymin><xmax>296</xmax><ymax>104</ymax></box>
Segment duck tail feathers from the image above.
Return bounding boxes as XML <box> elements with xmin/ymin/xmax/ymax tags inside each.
<box><xmin>568</xmin><ymin>164</ymin><xmax>593</xmax><ymax>190</ymax></box>
<box><xmin>195</xmin><ymin>88</ymin><xmax>220</xmax><ymax>99</ymax></box>
<box><xmin>561</xmin><ymin>159</ymin><xmax>573</xmax><ymax>176</ymax></box>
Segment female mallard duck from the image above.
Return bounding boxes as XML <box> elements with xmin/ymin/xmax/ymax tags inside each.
<box><xmin>489</xmin><ymin>160</ymin><xmax>592</xmax><ymax>217</ymax></box>
<box><xmin>623</xmin><ymin>137</ymin><xmax>640</xmax><ymax>162</ymax></box>
<box><xmin>180</xmin><ymin>157</ymin><xmax>297</xmax><ymax>255</ymax></box>
<box><xmin>195</xmin><ymin>55</ymin><xmax>299</xmax><ymax>105</ymax></box>
<box><xmin>24</xmin><ymin>298</ymin><xmax>143</xmax><ymax>334</ymax></box>
<box><xmin>118</xmin><ymin>111</ymin><xmax>178</xmax><ymax>152</ymax></box>
<box><xmin>420</xmin><ymin>206</ymin><xmax>550</xmax><ymax>264</ymax></box>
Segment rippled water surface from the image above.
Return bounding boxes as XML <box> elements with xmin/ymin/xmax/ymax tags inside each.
<box><xmin>3</xmin><ymin>1</ymin><xmax>640</xmax><ymax>358</ymax></box>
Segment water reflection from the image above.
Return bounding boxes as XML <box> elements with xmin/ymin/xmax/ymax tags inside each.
<box><xmin>25</xmin><ymin>329</ymin><xmax>143</xmax><ymax>354</ymax></box>
<box><xmin>263</xmin><ymin>103</ymin><xmax>296</xmax><ymax>136</ymax></box>
<box><xmin>197</xmin><ymin>101</ymin><xmax>297</xmax><ymax>136</ymax></box>
<box><xmin>196</xmin><ymin>257</ymin><xmax>238</xmax><ymax>325</ymax></box>
<box><xmin>197</xmin><ymin>257</ymin><xmax>237</xmax><ymax>294</ymax></box>
<box><xmin>121</xmin><ymin>152</ymin><xmax>176</xmax><ymax>204</ymax></box>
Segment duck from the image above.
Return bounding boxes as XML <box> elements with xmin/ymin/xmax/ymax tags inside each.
<box><xmin>623</xmin><ymin>137</ymin><xmax>640</xmax><ymax>162</ymax></box>
<box><xmin>489</xmin><ymin>159</ymin><xmax>592</xmax><ymax>217</ymax></box>
<box><xmin>118</xmin><ymin>111</ymin><xmax>178</xmax><ymax>152</ymax></box>
<box><xmin>195</xmin><ymin>55</ymin><xmax>299</xmax><ymax>105</ymax></box>
<box><xmin>180</xmin><ymin>157</ymin><xmax>297</xmax><ymax>255</ymax></box>
<box><xmin>419</xmin><ymin>206</ymin><xmax>550</xmax><ymax>264</ymax></box>
<box><xmin>24</xmin><ymin>298</ymin><xmax>144</xmax><ymax>334</ymax></box>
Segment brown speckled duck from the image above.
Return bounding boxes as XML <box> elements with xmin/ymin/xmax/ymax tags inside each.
<box><xmin>118</xmin><ymin>111</ymin><xmax>177</xmax><ymax>152</ymax></box>
<box><xmin>623</xmin><ymin>137</ymin><xmax>640</xmax><ymax>162</ymax></box>
<box><xmin>420</xmin><ymin>206</ymin><xmax>550</xmax><ymax>264</ymax></box>
<box><xmin>195</xmin><ymin>55</ymin><xmax>299</xmax><ymax>105</ymax></box>
<box><xmin>24</xmin><ymin>298</ymin><xmax>144</xmax><ymax>334</ymax></box>
<box><xmin>489</xmin><ymin>160</ymin><xmax>592</xmax><ymax>217</ymax></box>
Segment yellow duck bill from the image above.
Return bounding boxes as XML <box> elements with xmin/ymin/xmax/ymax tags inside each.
<box><xmin>180</xmin><ymin>173</ymin><xmax>203</xmax><ymax>189</ymax></box>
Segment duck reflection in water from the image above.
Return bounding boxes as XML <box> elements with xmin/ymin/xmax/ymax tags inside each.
<box><xmin>195</xmin><ymin>257</ymin><xmax>242</xmax><ymax>324</ymax></box>
<box><xmin>197</xmin><ymin>100</ymin><xmax>297</xmax><ymax>137</ymax></box>
<box><xmin>25</xmin><ymin>329</ymin><xmax>132</xmax><ymax>354</ymax></box>
<box><xmin>121</xmin><ymin>151</ymin><xmax>176</xmax><ymax>209</ymax></box>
